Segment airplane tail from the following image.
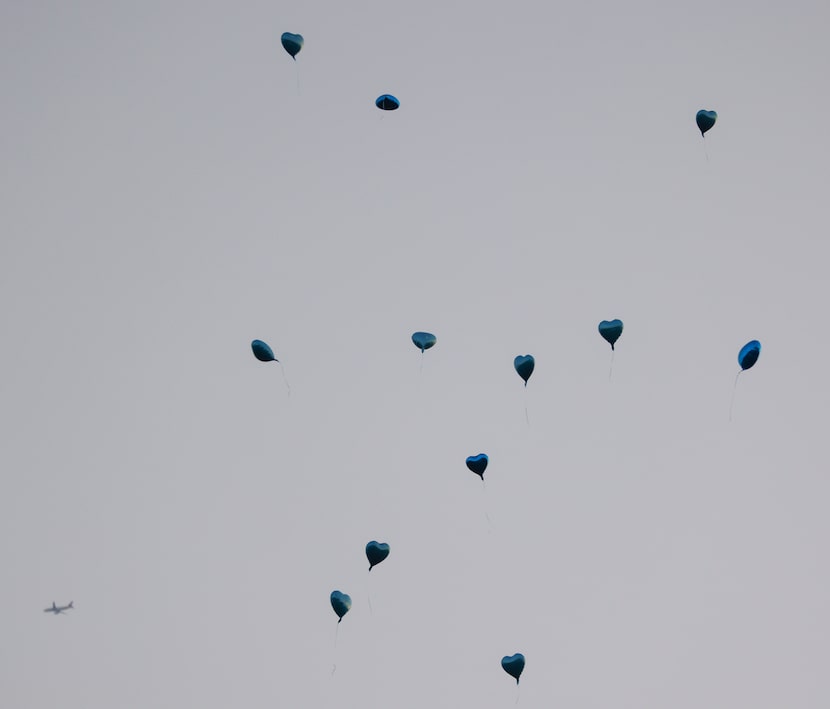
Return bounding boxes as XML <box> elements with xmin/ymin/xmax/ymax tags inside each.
<box><xmin>68</xmin><ymin>601</ymin><xmax>74</xmax><ymax>608</ymax></box>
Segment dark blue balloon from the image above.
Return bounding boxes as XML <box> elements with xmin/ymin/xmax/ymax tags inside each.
<box><xmin>366</xmin><ymin>541</ymin><xmax>390</xmax><ymax>570</ymax></box>
<box><xmin>738</xmin><ymin>340</ymin><xmax>761</xmax><ymax>370</ymax></box>
<box><xmin>466</xmin><ymin>454</ymin><xmax>488</xmax><ymax>479</ymax></box>
<box><xmin>412</xmin><ymin>331</ymin><xmax>436</xmax><ymax>352</ymax></box>
<box><xmin>696</xmin><ymin>109</ymin><xmax>717</xmax><ymax>136</ymax></box>
<box><xmin>514</xmin><ymin>355</ymin><xmax>535</xmax><ymax>386</ymax></box>
<box><xmin>330</xmin><ymin>590</ymin><xmax>351</xmax><ymax>622</ymax></box>
<box><xmin>501</xmin><ymin>654</ymin><xmax>525</xmax><ymax>684</ymax></box>
<box><xmin>281</xmin><ymin>32</ymin><xmax>303</xmax><ymax>59</ymax></box>
<box><xmin>598</xmin><ymin>319</ymin><xmax>624</xmax><ymax>350</ymax></box>
<box><xmin>251</xmin><ymin>339</ymin><xmax>278</xmax><ymax>362</ymax></box>
<box><xmin>376</xmin><ymin>94</ymin><xmax>400</xmax><ymax>111</ymax></box>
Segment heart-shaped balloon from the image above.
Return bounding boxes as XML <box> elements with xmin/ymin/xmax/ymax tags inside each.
<box><xmin>738</xmin><ymin>340</ymin><xmax>761</xmax><ymax>370</ymax></box>
<box><xmin>251</xmin><ymin>339</ymin><xmax>277</xmax><ymax>362</ymax></box>
<box><xmin>514</xmin><ymin>355</ymin><xmax>535</xmax><ymax>385</ymax></box>
<box><xmin>330</xmin><ymin>590</ymin><xmax>351</xmax><ymax>622</ymax></box>
<box><xmin>598</xmin><ymin>319</ymin><xmax>624</xmax><ymax>350</ymax></box>
<box><xmin>411</xmin><ymin>331</ymin><xmax>436</xmax><ymax>352</ymax></box>
<box><xmin>466</xmin><ymin>454</ymin><xmax>488</xmax><ymax>479</ymax></box>
<box><xmin>376</xmin><ymin>94</ymin><xmax>400</xmax><ymax>111</ymax></box>
<box><xmin>696</xmin><ymin>109</ymin><xmax>717</xmax><ymax>136</ymax></box>
<box><xmin>366</xmin><ymin>541</ymin><xmax>390</xmax><ymax>570</ymax></box>
<box><xmin>281</xmin><ymin>32</ymin><xmax>304</xmax><ymax>59</ymax></box>
<box><xmin>501</xmin><ymin>653</ymin><xmax>525</xmax><ymax>684</ymax></box>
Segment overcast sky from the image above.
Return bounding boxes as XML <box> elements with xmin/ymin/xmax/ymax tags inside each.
<box><xmin>2</xmin><ymin>1</ymin><xmax>830</xmax><ymax>707</ymax></box>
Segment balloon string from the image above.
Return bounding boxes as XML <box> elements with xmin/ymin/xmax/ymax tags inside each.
<box><xmin>516</xmin><ymin>682</ymin><xmax>521</xmax><ymax>704</ymax></box>
<box><xmin>278</xmin><ymin>362</ymin><xmax>291</xmax><ymax>396</ymax></box>
<box><xmin>609</xmin><ymin>349</ymin><xmax>615</xmax><ymax>381</ymax></box>
<box><xmin>295</xmin><ymin>61</ymin><xmax>300</xmax><ymax>96</ymax></box>
<box><xmin>331</xmin><ymin>623</ymin><xmax>339</xmax><ymax>676</ymax></box>
<box><xmin>524</xmin><ymin>388</ymin><xmax>530</xmax><ymax>426</ymax></box>
<box><xmin>703</xmin><ymin>136</ymin><xmax>709</xmax><ymax>163</ymax></box>
<box><xmin>367</xmin><ymin>573</ymin><xmax>373</xmax><ymax>616</ymax></box>
<box><xmin>482</xmin><ymin>479</ymin><xmax>492</xmax><ymax>533</ymax></box>
<box><xmin>729</xmin><ymin>370</ymin><xmax>741</xmax><ymax>422</ymax></box>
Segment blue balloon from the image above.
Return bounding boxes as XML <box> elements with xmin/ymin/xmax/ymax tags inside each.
<box><xmin>376</xmin><ymin>94</ymin><xmax>400</xmax><ymax>111</ymax></box>
<box><xmin>366</xmin><ymin>541</ymin><xmax>390</xmax><ymax>570</ymax></box>
<box><xmin>598</xmin><ymin>319</ymin><xmax>623</xmax><ymax>350</ymax></box>
<box><xmin>514</xmin><ymin>355</ymin><xmax>535</xmax><ymax>386</ymax></box>
<box><xmin>412</xmin><ymin>331</ymin><xmax>437</xmax><ymax>353</ymax></box>
<box><xmin>466</xmin><ymin>454</ymin><xmax>488</xmax><ymax>479</ymax></box>
<box><xmin>281</xmin><ymin>32</ymin><xmax>303</xmax><ymax>59</ymax></box>
<box><xmin>738</xmin><ymin>340</ymin><xmax>761</xmax><ymax>370</ymax></box>
<box><xmin>696</xmin><ymin>109</ymin><xmax>717</xmax><ymax>136</ymax></box>
<box><xmin>501</xmin><ymin>653</ymin><xmax>525</xmax><ymax>684</ymax></box>
<box><xmin>330</xmin><ymin>590</ymin><xmax>351</xmax><ymax>622</ymax></box>
<box><xmin>251</xmin><ymin>339</ymin><xmax>278</xmax><ymax>362</ymax></box>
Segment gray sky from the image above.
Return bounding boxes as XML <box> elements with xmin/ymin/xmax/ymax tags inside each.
<box><xmin>2</xmin><ymin>1</ymin><xmax>829</xmax><ymax>707</ymax></box>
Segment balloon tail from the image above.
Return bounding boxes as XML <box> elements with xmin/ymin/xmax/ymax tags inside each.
<box><xmin>729</xmin><ymin>370</ymin><xmax>741</xmax><ymax>422</ymax></box>
<box><xmin>278</xmin><ymin>361</ymin><xmax>291</xmax><ymax>396</ymax></box>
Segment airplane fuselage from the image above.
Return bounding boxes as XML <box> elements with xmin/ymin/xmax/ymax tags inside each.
<box><xmin>44</xmin><ymin>601</ymin><xmax>73</xmax><ymax>614</ymax></box>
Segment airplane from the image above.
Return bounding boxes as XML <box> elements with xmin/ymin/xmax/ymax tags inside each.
<box><xmin>43</xmin><ymin>601</ymin><xmax>73</xmax><ymax>615</ymax></box>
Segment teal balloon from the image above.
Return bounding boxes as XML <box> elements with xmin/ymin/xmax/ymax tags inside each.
<box><xmin>501</xmin><ymin>653</ymin><xmax>525</xmax><ymax>684</ymax></box>
<box><xmin>251</xmin><ymin>339</ymin><xmax>278</xmax><ymax>362</ymax></box>
<box><xmin>696</xmin><ymin>109</ymin><xmax>717</xmax><ymax>136</ymax></box>
<box><xmin>412</xmin><ymin>331</ymin><xmax>436</xmax><ymax>352</ymax></box>
<box><xmin>281</xmin><ymin>32</ymin><xmax>303</xmax><ymax>59</ymax></box>
<box><xmin>330</xmin><ymin>590</ymin><xmax>351</xmax><ymax>622</ymax></box>
<box><xmin>598</xmin><ymin>319</ymin><xmax>624</xmax><ymax>350</ymax></box>
<box><xmin>514</xmin><ymin>355</ymin><xmax>535</xmax><ymax>386</ymax></box>
<box><xmin>366</xmin><ymin>541</ymin><xmax>390</xmax><ymax>570</ymax></box>
<box><xmin>376</xmin><ymin>94</ymin><xmax>400</xmax><ymax>111</ymax></box>
<box><xmin>738</xmin><ymin>340</ymin><xmax>761</xmax><ymax>370</ymax></box>
<box><xmin>465</xmin><ymin>454</ymin><xmax>488</xmax><ymax>479</ymax></box>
